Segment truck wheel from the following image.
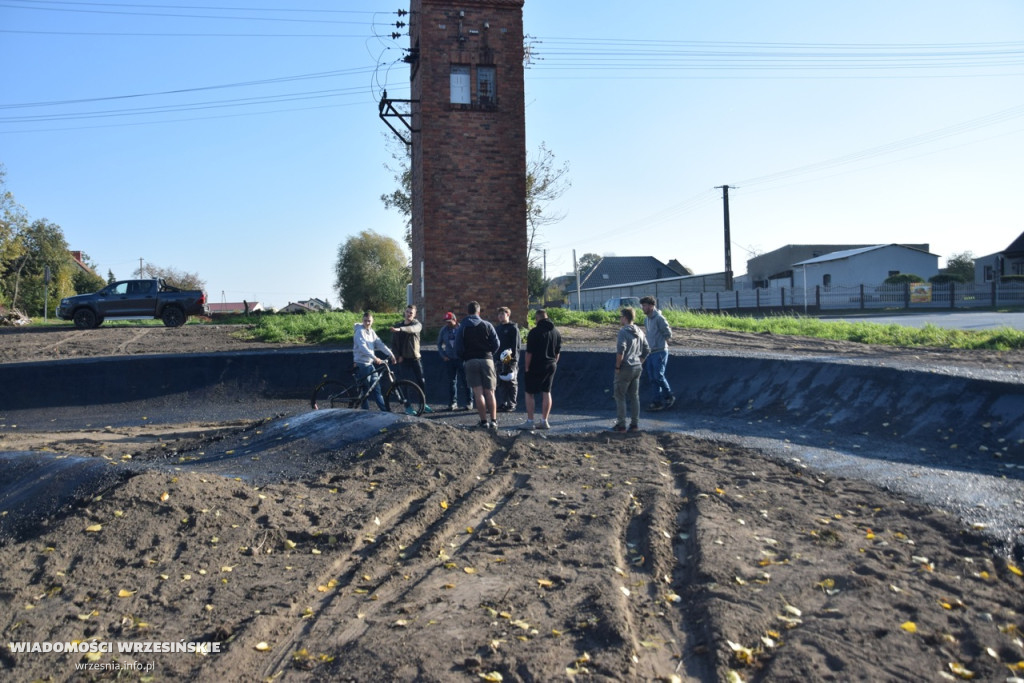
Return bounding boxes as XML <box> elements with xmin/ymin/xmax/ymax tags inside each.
<box><xmin>161</xmin><ymin>307</ymin><xmax>186</xmax><ymax>327</ymax></box>
<box><xmin>72</xmin><ymin>309</ymin><xmax>98</xmax><ymax>330</ymax></box>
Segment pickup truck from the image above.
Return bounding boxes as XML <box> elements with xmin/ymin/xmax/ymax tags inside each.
<box><xmin>57</xmin><ymin>279</ymin><xmax>208</xmax><ymax>329</ymax></box>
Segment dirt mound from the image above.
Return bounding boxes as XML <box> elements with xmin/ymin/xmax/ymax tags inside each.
<box><xmin>2</xmin><ymin>418</ymin><xmax>1021</xmax><ymax>681</ymax></box>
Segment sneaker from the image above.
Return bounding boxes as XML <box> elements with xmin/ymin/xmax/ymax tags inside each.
<box><xmin>423</xmin><ymin>404</ymin><xmax>434</xmax><ymax>413</ymax></box>
<box><xmin>478</xmin><ymin>420</ymin><xmax>490</xmax><ymax>429</ymax></box>
<box><xmin>519</xmin><ymin>419</ymin><xmax>535</xmax><ymax>430</ymax></box>
<box><xmin>460</xmin><ymin>405</ymin><xmax>472</xmax><ymax>411</ymax></box>
<box><xmin>628</xmin><ymin>424</ymin><xmax>640</xmax><ymax>433</ymax></box>
<box><xmin>663</xmin><ymin>395</ymin><xmax>676</xmax><ymax>409</ymax></box>
<box><xmin>536</xmin><ymin>419</ymin><xmax>550</xmax><ymax>430</ymax></box>
<box><xmin>488</xmin><ymin>420</ymin><xmax>498</xmax><ymax>430</ymax></box>
<box><xmin>448</xmin><ymin>403</ymin><xmax>458</xmax><ymax>411</ymax></box>
<box><xmin>646</xmin><ymin>402</ymin><xmax>664</xmax><ymax>412</ymax></box>
<box><xmin>405</xmin><ymin>405</ymin><xmax>417</xmax><ymax>415</ymax></box>
<box><xmin>611</xmin><ymin>424</ymin><xmax>627</xmax><ymax>433</ymax></box>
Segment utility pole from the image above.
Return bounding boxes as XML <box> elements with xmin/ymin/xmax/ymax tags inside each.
<box><xmin>715</xmin><ymin>185</ymin><xmax>734</xmax><ymax>291</ymax></box>
<box><xmin>138</xmin><ymin>257</ymin><xmax>144</xmax><ymax>279</ymax></box>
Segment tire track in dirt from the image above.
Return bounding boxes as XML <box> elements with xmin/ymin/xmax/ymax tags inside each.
<box><xmin>113</xmin><ymin>328</ymin><xmax>153</xmax><ymax>354</ymax></box>
<box><xmin>250</xmin><ymin>435</ymin><xmax>519</xmax><ymax>679</ymax></box>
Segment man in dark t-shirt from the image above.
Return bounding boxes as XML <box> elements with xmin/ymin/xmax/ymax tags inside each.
<box><xmin>520</xmin><ymin>309</ymin><xmax>562</xmax><ymax>430</ymax></box>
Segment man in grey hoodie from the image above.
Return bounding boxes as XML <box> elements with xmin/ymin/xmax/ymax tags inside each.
<box><xmin>640</xmin><ymin>295</ymin><xmax>674</xmax><ymax>410</ymax></box>
<box><xmin>612</xmin><ymin>307</ymin><xmax>650</xmax><ymax>432</ymax></box>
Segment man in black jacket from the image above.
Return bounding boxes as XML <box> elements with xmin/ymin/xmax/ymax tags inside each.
<box><xmin>520</xmin><ymin>309</ymin><xmax>562</xmax><ymax>430</ymax></box>
<box><xmin>454</xmin><ymin>301</ymin><xmax>501</xmax><ymax>429</ymax></box>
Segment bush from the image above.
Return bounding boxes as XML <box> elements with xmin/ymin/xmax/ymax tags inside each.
<box><xmin>884</xmin><ymin>274</ymin><xmax>925</xmax><ymax>285</ymax></box>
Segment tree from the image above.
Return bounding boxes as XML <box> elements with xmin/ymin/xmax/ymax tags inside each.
<box><xmin>334</xmin><ymin>230</ymin><xmax>409</xmax><ymax>313</ymax></box>
<box><xmin>5</xmin><ymin>219</ymin><xmax>75</xmax><ymax>316</ymax></box>
<box><xmin>380</xmin><ymin>137</ymin><xmax>413</xmax><ymax>250</ymax></box>
<box><xmin>141</xmin><ymin>263</ymin><xmax>205</xmax><ymax>291</ymax></box>
<box><xmin>576</xmin><ymin>252</ymin><xmax>602</xmax><ymax>278</ymax></box>
<box><xmin>944</xmin><ymin>251</ymin><xmax>975</xmax><ymax>282</ymax></box>
<box><xmin>527</xmin><ymin>265</ymin><xmax>546</xmax><ymax>302</ymax></box>
<box><xmin>0</xmin><ymin>165</ymin><xmax>29</xmax><ymax>309</ymax></box>
<box><xmin>525</xmin><ymin>142</ymin><xmax>571</xmax><ymax>267</ymax></box>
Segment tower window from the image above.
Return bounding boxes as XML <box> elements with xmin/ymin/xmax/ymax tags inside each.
<box><xmin>477</xmin><ymin>66</ymin><xmax>496</xmax><ymax>106</ymax></box>
<box><xmin>450</xmin><ymin>65</ymin><xmax>470</xmax><ymax>104</ymax></box>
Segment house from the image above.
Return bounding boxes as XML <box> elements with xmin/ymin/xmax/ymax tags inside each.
<box><xmin>68</xmin><ymin>251</ymin><xmax>98</xmax><ymax>277</ymax></box>
<box><xmin>747</xmin><ymin>244</ymin><xmax>929</xmax><ymax>289</ymax></box>
<box><xmin>975</xmin><ymin>230</ymin><xmax>1024</xmax><ymax>283</ymax></box>
<box><xmin>207</xmin><ymin>301</ymin><xmax>264</xmax><ymax>315</ymax></box>
<box><xmin>578</xmin><ymin>256</ymin><xmax>688</xmax><ymax>289</ymax></box>
<box><xmin>569</xmin><ymin>256</ymin><xmax>726</xmax><ymax>310</ymax></box>
<box><xmin>792</xmin><ymin>244</ymin><xmax>939</xmax><ymax>288</ymax></box>
<box><xmin>281</xmin><ymin>298</ymin><xmax>332</xmax><ymax>314</ymax></box>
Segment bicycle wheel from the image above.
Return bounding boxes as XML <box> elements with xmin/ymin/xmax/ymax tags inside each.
<box><xmin>385</xmin><ymin>380</ymin><xmax>426</xmax><ymax>416</ymax></box>
<box><xmin>310</xmin><ymin>380</ymin><xmax>361</xmax><ymax>410</ymax></box>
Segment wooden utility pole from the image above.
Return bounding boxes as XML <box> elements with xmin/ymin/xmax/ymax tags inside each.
<box><xmin>715</xmin><ymin>185</ymin><xmax>734</xmax><ymax>290</ymax></box>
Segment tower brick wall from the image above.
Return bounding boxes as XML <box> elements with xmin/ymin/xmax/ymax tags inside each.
<box><xmin>409</xmin><ymin>0</ymin><xmax>529</xmax><ymax>327</ymax></box>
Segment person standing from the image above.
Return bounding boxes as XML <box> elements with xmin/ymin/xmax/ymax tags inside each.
<box><xmin>353</xmin><ymin>311</ymin><xmax>397</xmax><ymax>411</ymax></box>
<box><xmin>454</xmin><ymin>301</ymin><xmax>500</xmax><ymax>429</ymax></box>
<box><xmin>611</xmin><ymin>307</ymin><xmax>650</xmax><ymax>432</ymax></box>
<box><xmin>390</xmin><ymin>304</ymin><xmax>432</xmax><ymax>414</ymax></box>
<box><xmin>437</xmin><ymin>311</ymin><xmax>470</xmax><ymax>411</ymax></box>
<box><xmin>639</xmin><ymin>295</ymin><xmax>674</xmax><ymax>411</ymax></box>
<box><xmin>520</xmin><ymin>309</ymin><xmax>562</xmax><ymax>430</ymax></box>
<box><xmin>494</xmin><ymin>306</ymin><xmax>520</xmax><ymax>412</ymax></box>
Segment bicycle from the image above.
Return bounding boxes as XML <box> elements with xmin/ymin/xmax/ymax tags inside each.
<box><xmin>310</xmin><ymin>362</ymin><xmax>427</xmax><ymax>416</ymax></box>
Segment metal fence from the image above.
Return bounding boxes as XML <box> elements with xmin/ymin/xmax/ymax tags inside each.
<box><xmin>668</xmin><ymin>281</ymin><xmax>1024</xmax><ymax>313</ymax></box>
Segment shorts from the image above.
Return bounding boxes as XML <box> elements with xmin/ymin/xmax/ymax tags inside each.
<box><xmin>524</xmin><ymin>363</ymin><xmax>556</xmax><ymax>394</ymax></box>
<box><xmin>464</xmin><ymin>358</ymin><xmax>496</xmax><ymax>390</ymax></box>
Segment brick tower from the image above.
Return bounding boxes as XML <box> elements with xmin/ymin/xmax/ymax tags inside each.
<box><xmin>407</xmin><ymin>0</ymin><xmax>528</xmax><ymax>326</ymax></box>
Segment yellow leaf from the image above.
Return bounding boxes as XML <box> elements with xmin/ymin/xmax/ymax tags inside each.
<box><xmin>948</xmin><ymin>662</ymin><xmax>974</xmax><ymax>679</ymax></box>
<box><xmin>1008</xmin><ymin>564</ymin><xmax>1023</xmax><ymax>577</ymax></box>
<box><xmin>464</xmin><ymin>567</ymin><xmax>477</xmax><ymax>574</ymax></box>
<box><xmin>83</xmin><ymin>651</ymin><xmax>102</xmax><ymax>663</ymax></box>
<box><xmin>900</xmin><ymin>621</ymin><xmax>917</xmax><ymax>633</ymax></box>
<box><xmin>440</xmin><ymin>500</ymin><xmax>448</xmax><ymax>510</ymax></box>
<box><xmin>254</xmin><ymin>642</ymin><xmax>271</xmax><ymax>651</ymax></box>
<box><xmin>537</xmin><ymin>579</ymin><xmax>554</xmax><ymax>588</ymax></box>
<box><xmin>118</xmin><ymin>589</ymin><xmax>136</xmax><ymax>598</ymax></box>
<box><xmin>284</xmin><ymin>539</ymin><xmax>297</xmax><ymax>549</ymax></box>
<box><xmin>479</xmin><ymin>673</ymin><xmax>503</xmax><ymax>682</ymax></box>
<box><xmin>160</xmin><ymin>491</ymin><xmax>169</xmax><ymax>502</ymax></box>
<box><xmin>85</xmin><ymin>524</ymin><xmax>102</xmax><ymax>533</ymax></box>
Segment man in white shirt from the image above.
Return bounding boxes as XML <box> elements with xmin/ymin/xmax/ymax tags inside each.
<box><xmin>353</xmin><ymin>311</ymin><xmax>396</xmax><ymax>410</ymax></box>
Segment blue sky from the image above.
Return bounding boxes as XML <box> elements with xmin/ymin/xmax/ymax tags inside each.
<box><xmin>2</xmin><ymin>1</ymin><xmax>1022</xmax><ymax>309</ymax></box>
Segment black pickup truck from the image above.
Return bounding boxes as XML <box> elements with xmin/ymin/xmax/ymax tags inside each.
<box><xmin>57</xmin><ymin>279</ymin><xmax>208</xmax><ymax>329</ymax></box>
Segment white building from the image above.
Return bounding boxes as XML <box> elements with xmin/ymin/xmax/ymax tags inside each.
<box><xmin>792</xmin><ymin>244</ymin><xmax>938</xmax><ymax>288</ymax></box>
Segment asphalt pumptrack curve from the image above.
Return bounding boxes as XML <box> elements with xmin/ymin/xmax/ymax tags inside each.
<box><xmin>1</xmin><ymin>348</ymin><xmax>1022</xmax><ymax>553</ymax></box>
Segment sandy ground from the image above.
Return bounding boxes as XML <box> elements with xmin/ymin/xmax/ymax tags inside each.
<box><xmin>2</xmin><ymin>323</ymin><xmax>1024</xmax><ymax>681</ymax></box>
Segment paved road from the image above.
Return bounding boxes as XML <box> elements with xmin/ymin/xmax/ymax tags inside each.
<box><xmin>820</xmin><ymin>310</ymin><xmax>1024</xmax><ymax>331</ymax></box>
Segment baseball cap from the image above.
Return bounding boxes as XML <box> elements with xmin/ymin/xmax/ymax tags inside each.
<box><xmin>443</xmin><ymin>312</ymin><xmax>456</xmax><ymax>321</ymax></box>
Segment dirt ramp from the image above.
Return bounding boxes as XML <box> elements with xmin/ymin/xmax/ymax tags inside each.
<box><xmin>0</xmin><ymin>453</ymin><xmax>130</xmax><ymax>544</ymax></box>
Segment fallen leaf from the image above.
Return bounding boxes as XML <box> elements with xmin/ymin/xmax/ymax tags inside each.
<box><xmin>118</xmin><ymin>589</ymin><xmax>136</xmax><ymax>598</ymax></box>
<box><xmin>84</xmin><ymin>524</ymin><xmax>102</xmax><ymax>533</ymax></box>
<box><xmin>901</xmin><ymin>621</ymin><xmax>917</xmax><ymax>633</ymax></box>
<box><xmin>254</xmin><ymin>642</ymin><xmax>271</xmax><ymax>651</ymax></box>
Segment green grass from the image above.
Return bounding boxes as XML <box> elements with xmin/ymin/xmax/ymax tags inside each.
<box><xmin>546</xmin><ymin>308</ymin><xmax>1024</xmax><ymax>352</ymax></box>
<box><xmin>198</xmin><ymin>309</ymin><xmax>1024</xmax><ymax>352</ymax></box>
